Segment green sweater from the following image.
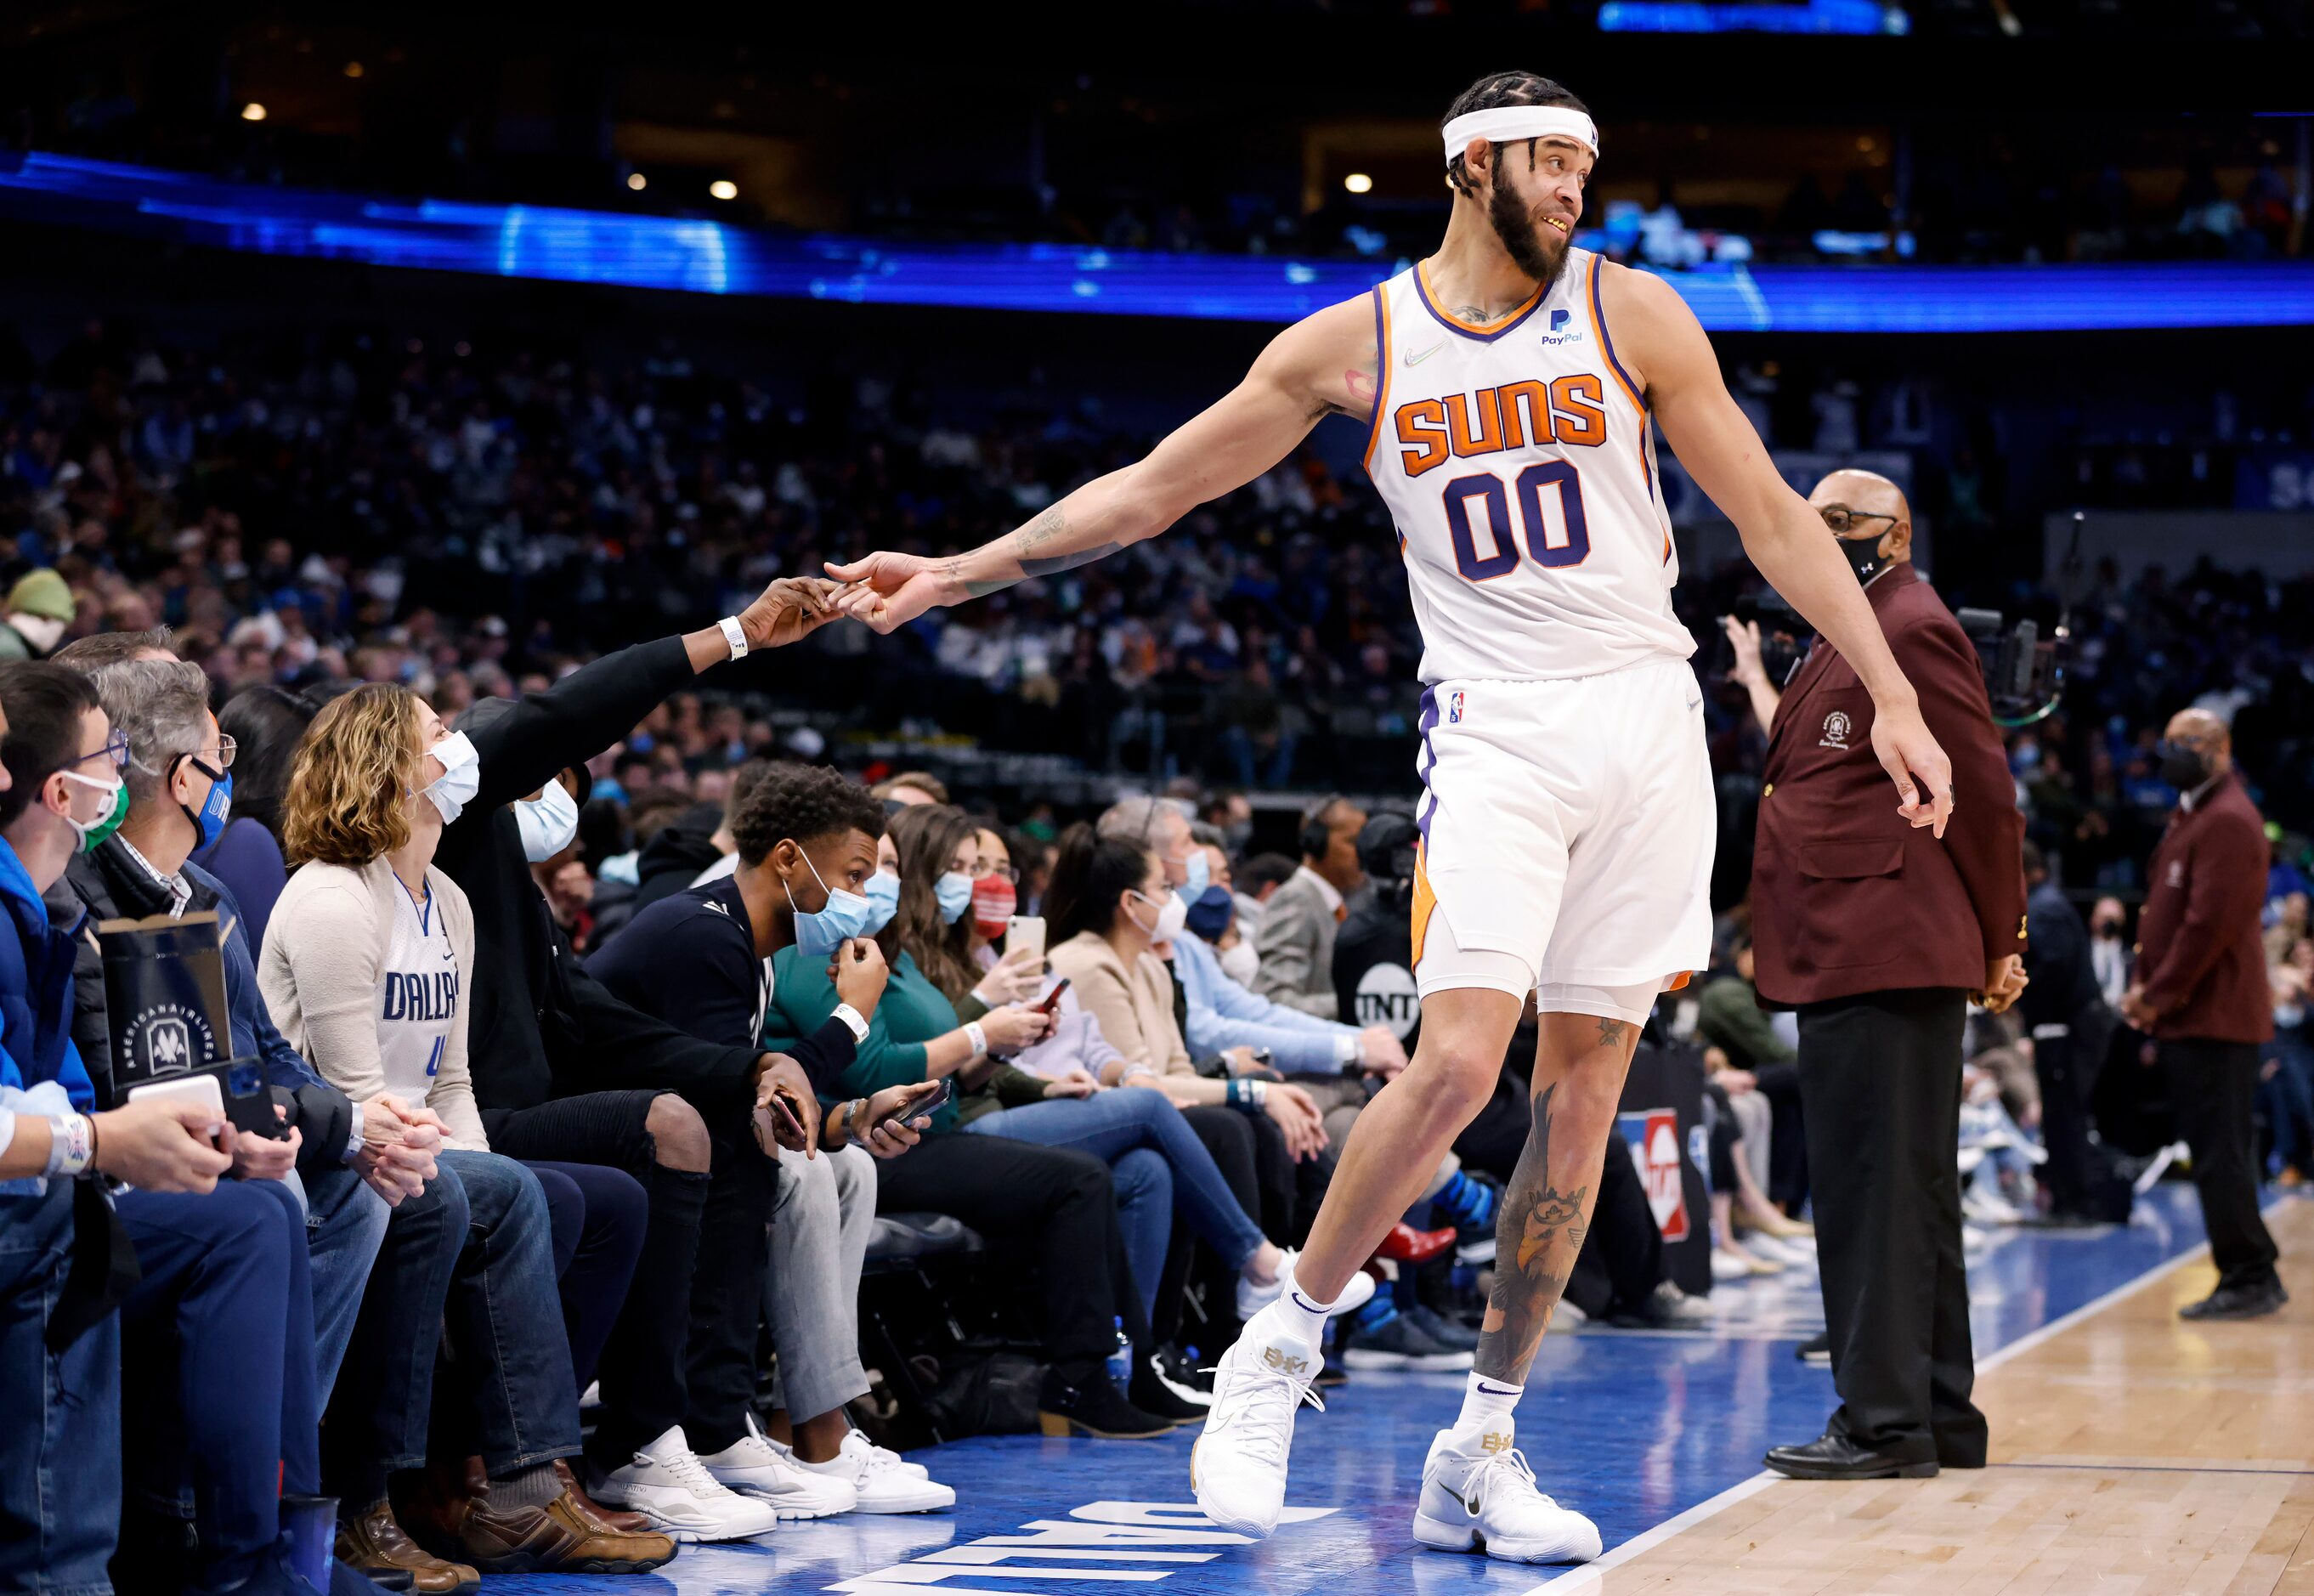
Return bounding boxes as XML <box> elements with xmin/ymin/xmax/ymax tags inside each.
<box><xmin>1694</xmin><ymin>976</ymin><xmax>1794</xmax><ymax>1070</ymax></box>
<box><xmin>763</xmin><ymin>946</ymin><xmax>1039</xmax><ymax>1133</ymax></box>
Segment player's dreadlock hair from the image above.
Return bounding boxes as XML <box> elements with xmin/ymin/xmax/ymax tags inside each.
<box><xmin>1443</xmin><ymin>71</ymin><xmax>1591</xmax><ymax>200</ymax></box>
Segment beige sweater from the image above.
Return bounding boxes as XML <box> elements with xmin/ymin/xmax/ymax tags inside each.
<box><xmin>1048</xmin><ymin>931</ymin><xmax>1192</xmax><ymax>1078</ymax></box>
<box><xmin>258</xmin><ymin>854</ymin><xmax>487</xmax><ymax>1150</ymax></box>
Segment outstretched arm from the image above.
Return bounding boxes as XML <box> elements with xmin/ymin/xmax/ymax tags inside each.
<box><xmin>1607</xmin><ymin>265</ymin><xmax>1953</xmax><ymax>836</ymax></box>
<box><xmin>826</xmin><ymin>295</ymin><xmax>1378</xmax><ymax>631</ymax></box>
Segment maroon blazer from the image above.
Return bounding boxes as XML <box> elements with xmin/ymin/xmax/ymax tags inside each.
<box><xmin>2135</xmin><ymin>771</ymin><xmax>2272</xmax><ymax>1044</ymax></box>
<box><xmin>1750</xmin><ymin>566</ymin><xmax>2027</xmax><ymax>1008</ymax></box>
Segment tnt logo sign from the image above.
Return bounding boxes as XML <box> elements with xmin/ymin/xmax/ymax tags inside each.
<box><xmin>1616</xmin><ymin>1108</ymin><xmax>1691</xmax><ymax>1242</ymax></box>
<box><xmin>1354</xmin><ymin>962</ymin><xmax>1420</xmax><ymax>1040</ymax></box>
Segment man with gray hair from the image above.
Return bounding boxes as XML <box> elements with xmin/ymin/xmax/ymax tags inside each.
<box><xmin>59</xmin><ymin>659</ymin><xmax>434</xmax><ymax>1401</ymax></box>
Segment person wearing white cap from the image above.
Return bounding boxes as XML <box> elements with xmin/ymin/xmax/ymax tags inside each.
<box><xmin>823</xmin><ymin>69</ymin><xmax>1956</xmax><ymax>1565</ymax></box>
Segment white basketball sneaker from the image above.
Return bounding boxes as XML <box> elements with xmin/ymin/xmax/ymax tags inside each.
<box><xmin>1235</xmin><ymin>1248</ymin><xmax>1378</xmax><ymax>1322</ymax></box>
<box><xmin>1413</xmin><ymin>1426</ymin><xmax>1603</xmax><ymax>1565</ymax></box>
<box><xmin>1190</xmin><ymin>1308</ymin><xmax>1324</xmax><ymax>1537</ymax></box>
<box><xmin>590</xmin><ymin>1424</ymin><xmax>782</xmax><ymax>1543</ymax></box>
<box><xmin>697</xmin><ymin>1412</ymin><xmax>860</xmax><ymax>1520</ymax></box>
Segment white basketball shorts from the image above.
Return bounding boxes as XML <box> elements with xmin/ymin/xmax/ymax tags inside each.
<box><xmin>1411</xmin><ymin>657</ymin><xmax>1715</xmax><ymax>1004</ymax></box>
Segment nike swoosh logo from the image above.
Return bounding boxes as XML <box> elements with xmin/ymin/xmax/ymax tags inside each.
<box><xmin>1404</xmin><ymin>342</ymin><xmax>1445</xmax><ymax>367</ymax></box>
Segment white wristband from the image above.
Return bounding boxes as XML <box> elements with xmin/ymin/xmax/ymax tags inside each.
<box><xmin>50</xmin><ymin>1111</ymin><xmax>95</xmax><ymax>1179</ymax></box>
<box><xmin>831</xmin><ymin>1003</ymin><xmax>869</xmax><ymax>1043</ymax></box>
<box><xmin>1334</xmin><ymin>1033</ymin><xmax>1363</xmax><ymax>1067</ymax></box>
<box><xmin>719</xmin><ymin>614</ymin><xmax>750</xmax><ymax>659</ymax></box>
<box><xmin>965</xmin><ymin>1021</ymin><xmax>989</xmax><ymax>1058</ymax></box>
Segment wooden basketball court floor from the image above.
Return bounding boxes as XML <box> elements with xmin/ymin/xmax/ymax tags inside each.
<box><xmin>504</xmin><ymin>1184</ymin><xmax>2311</xmax><ymax>1595</ymax></box>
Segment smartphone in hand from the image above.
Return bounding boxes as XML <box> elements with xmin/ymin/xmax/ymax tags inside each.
<box><xmin>906</xmin><ymin>1077</ymin><xmax>955</xmax><ymax>1118</ymax></box>
<box><xmin>1033</xmin><ymin>976</ymin><xmax>1072</xmax><ymax>1016</ymax></box>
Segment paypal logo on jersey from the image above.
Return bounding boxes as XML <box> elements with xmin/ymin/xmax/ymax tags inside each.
<box><xmin>1539</xmin><ymin>307</ymin><xmax>1586</xmax><ymax>348</ymax></box>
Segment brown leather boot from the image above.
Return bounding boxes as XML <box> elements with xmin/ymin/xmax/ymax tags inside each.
<box><xmin>337</xmin><ymin>1502</ymin><xmax>480</xmax><ymax>1596</ymax></box>
<box><xmin>554</xmin><ymin>1458</ymin><xmax>653</xmax><ymax>1536</ymax></box>
<box><xmin>404</xmin><ymin>1459</ymin><xmax>676</xmax><ymax>1575</ymax></box>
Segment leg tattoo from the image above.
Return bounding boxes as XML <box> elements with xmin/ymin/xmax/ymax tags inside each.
<box><xmin>1595</xmin><ymin>1016</ymin><xmax>1627</xmax><ymax>1050</ymax></box>
<box><xmin>1474</xmin><ymin>1083</ymin><xmax>1590</xmax><ymax>1383</ymax></box>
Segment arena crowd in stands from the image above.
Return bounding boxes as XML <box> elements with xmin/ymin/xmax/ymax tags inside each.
<box><xmin>2</xmin><ymin>315</ymin><xmax>2309</xmax><ymax>852</ymax></box>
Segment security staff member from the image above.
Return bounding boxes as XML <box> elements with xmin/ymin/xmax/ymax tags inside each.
<box><xmin>2121</xmin><ymin>709</ymin><xmax>2285</xmax><ymax>1320</ymax></box>
<box><xmin>1746</xmin><ymin>470</ymin><xmax>2027</xmax><ymax>1481</ymax></box>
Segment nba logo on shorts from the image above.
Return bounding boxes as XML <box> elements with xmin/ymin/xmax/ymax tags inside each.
<box><xmin>1616</xmin><ymin>1109</ymin><xmax>1691</xmax><ymax>1242</ymax></box>
<box><xmin>1446</xmin><ymin>690</ymin><xmax>1466</xmax><ymax>724</ymax></box>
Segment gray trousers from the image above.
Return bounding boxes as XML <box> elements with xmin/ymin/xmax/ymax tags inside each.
<box><xmin>763</xmin><ymin>1143</ymin><xmax>875</xmax><ymax>1422</ymax></box>
<box><xmin>1728</xmin><ymin>1087</ymin><xmax>1774</xmax><ymax>1197</ymax></box>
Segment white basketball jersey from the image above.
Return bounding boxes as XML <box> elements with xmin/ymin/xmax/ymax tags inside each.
<box><xmin>377</xmin><ymin>876</ymin><xmax>458</xmax><ymax>1100</ymax></box>
<box><xmin>1360</xmin><ymin>247</ymin><xmax>1694</xmax><ymax>683</ymax></box>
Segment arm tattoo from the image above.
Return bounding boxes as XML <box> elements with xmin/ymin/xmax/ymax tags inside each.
<box><xmin>1474</xmin><ymin>1081</ymin><xmax>1591</xmax><ymax>1384</ymax></box>
<box><xmin>953</xmin><ymin>506</ymin><xmax>1123</xmax><ymax>597</ymax></box>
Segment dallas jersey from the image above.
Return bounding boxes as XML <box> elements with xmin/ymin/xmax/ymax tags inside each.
<box><xmin>379</xmin><ymin>876</ymin><xmax>459</xmax><ymax>1094</ymax></box>
<box><xmin>1353</xmin><ymin>247</ymin><xmax>1714</xmax><ymax>1004</ymax></box>
<box><xmin>1361</xmin><ymin>246</ymin><xmax>1694</xmax><ymax>684</ymax></box>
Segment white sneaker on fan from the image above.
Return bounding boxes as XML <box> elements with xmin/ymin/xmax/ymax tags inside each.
<box><xmin>590</xmin><ymin>1425</ymin><xmax>781</xmax><ymax>1543</ymax></box>
<box><xmin>1413</xmin><ymin>1425</ymin><xmax>1601</xmax><ymax>1565</ymax></box>
<box><xmin>1190</xmin><ymin>1307</ymin><xmax>1322</xmax><ymax>1537</ymax></box>
<box><xmin>778</xmin><ymin>1430</ymin><xmax>956</xmax><ymax>1514</ymax></box>
<box><xmin>698</xmin><ymin>1412</ymin><xmax>859</xmax><ymax>1519</ymax></box>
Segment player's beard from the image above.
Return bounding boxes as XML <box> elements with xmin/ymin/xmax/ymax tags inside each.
<box><xmin>1487</xmin><ymin>166</ymin><xmax>1570</xmax><ymax>294</ymax></box>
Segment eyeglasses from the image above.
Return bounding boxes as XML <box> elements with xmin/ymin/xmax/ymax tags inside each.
<box><xmin>1818</xmin><ymin>506</ymin><xmax>1898</xmax><ymax>535</ymax></box>
<box><xmin>70</xmin><ymin>730</ymin><xmax>132</xmax><ymax>773</ymax></box>
<box><xmin>139</xmin><ymin>733</ymin><xmax>236</xmax><ymax>779</ymax></box>
<box><xmin>974</xmin><ymin>862</ymin><xmax>1018</xmax><ymax>883</ymax></box>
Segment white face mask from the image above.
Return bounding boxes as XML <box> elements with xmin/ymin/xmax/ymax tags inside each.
<box><xmin>421</xmin><ymin>731</ymin><xmax>482</xmax><ymax>824</ymax></box>
<box><xmin>1128</xmin><ymin>888</ymin><xmax>1189</xmax><ymax>944</ymax></box>
<box><xmin>12</xmin><ymin>614</ymin><xmax>66</xmax><ymax>655</ymax></box>
<box><xmin>1218</xmin><ymin>940</ymin><xmax>1261</xmax><ymax>988</ymax></box>
<box><xmin>516</xmin><ymin>777</ymin><xmax>580</xmax><ymax>863</ymax></box>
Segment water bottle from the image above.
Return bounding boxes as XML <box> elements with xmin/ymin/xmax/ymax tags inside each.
<box><xmin>1106</xmin><ymin>1316</ymin><xmax>1134</xmax><ymax>1394</ymax></box>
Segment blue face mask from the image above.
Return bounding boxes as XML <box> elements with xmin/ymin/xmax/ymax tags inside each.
<box><xmin>934</xmin><ymin>871</ymin><xmax>975</xmax><ymax>925</ymax></box>
<box><xmin>1182</xmin><ymin>847</ymin><xmax>1211</xmax><ymax>899</ymax></box>
<box><xmin>180</xmin><ymin>759</ymin><xmax>232</xmax><ymax>850</ymax></box>
<box><xmin>784</xmin><ymin>847</ymin><xmax>873</xmax><ymax>959</ymax></box>
<box><xmin>860</xmin><ymin>870</ymin><xmax>901</xmax><ymax>937</ymax></box>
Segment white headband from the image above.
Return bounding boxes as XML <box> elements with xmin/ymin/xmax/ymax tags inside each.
<box><xmin>1441</xmin><ymin>107</ymin><xmax>1599</xmax><ymax>165</ymax></box>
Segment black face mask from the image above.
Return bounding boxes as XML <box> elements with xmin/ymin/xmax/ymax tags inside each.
<box><xmin>2158</xmin><ymin>741</ymin><xmax>2209</xmax><ymax>791</ymax></box>
<box><xmin>1836</xmin><ymin>531</ymin><xmax>1888</xmax><ymax>586</ymax></box>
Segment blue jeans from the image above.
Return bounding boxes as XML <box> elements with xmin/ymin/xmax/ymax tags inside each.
<box><xmin>2260</xmin><ymin>1026</ymin><xmax>2314</xmax><ymax>1175</ymax></box>
<box><xmin>0</xmin><ymin>1181</ymin><xmax>121</xmax><ymax>1596</ymax></box>
<box><xmin>294</xmin><ymin>1162</ymin><xmax>389</xmax><ymax>1404</ymax></box>
<box><xmin>118</xmin><ymin>1179</ymin><xmax>319</xmax><ymax>1588</ymax></box>
<box><xmin>964</xmin><ymin>1088</ymin><xmax>1267</xmax><ymax>1323</ymax></box>
<box><xmin>325</xmin><ymin>1149</ymin><xmax>579</xmax><ymax>1505</ymax></box>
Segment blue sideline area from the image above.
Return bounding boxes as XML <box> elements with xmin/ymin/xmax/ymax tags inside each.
<box><xmin>493</xmin><ymin>1182</ymin><xmax>2232</xmax><ymax>1596</ymax></box>
<box><xmin>3</xmin><ymin>152</ymin><xmax>2311</xmax><ymax>331</ymax></box>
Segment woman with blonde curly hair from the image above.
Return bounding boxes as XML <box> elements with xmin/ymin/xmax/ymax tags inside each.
<box><xmin>261</xmin><ymin>684</ymin><xmax>674</xmax><ymax>1583</ymax></box>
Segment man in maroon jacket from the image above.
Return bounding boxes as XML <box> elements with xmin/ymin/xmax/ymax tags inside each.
<box><xmin>2121</xmin><ymin>708</ymin><xmax>2285</xmax><ymax>1320</ymax></box>
<box><xmin>1746</xmin><ymin>469</ymin><xmax>2028</xmax><ymax>1481</ymax></box>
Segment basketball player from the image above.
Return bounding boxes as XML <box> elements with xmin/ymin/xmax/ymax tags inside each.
<box><xmin>826</xmin><ymin>71</ymin><xmax>1955</xmax><ymax>1564</ymax></box>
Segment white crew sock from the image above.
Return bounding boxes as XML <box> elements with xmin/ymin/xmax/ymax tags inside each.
<box><xmin>1264</xmin><ymin>1273</ymin><xmax>1345</xmax><ymax>1349</ymax></box>
<box><xmin>1453</xmin><ymin>1372</ymin><xmax>1523</xmax><ymax>1439</ymax></box>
